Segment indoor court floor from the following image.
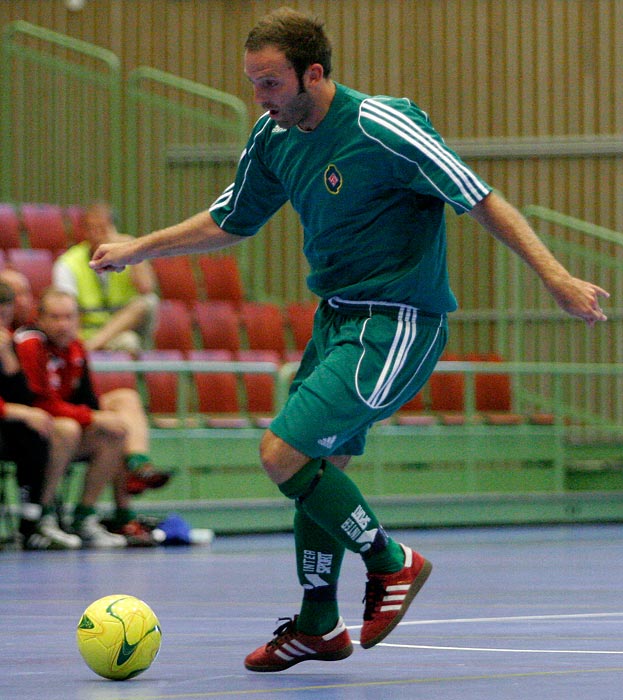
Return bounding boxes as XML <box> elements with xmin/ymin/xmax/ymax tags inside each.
<box><xmin>1</xmin><ymin>522</ymin><xmax>622</xmax><ymax>700</ymax></box>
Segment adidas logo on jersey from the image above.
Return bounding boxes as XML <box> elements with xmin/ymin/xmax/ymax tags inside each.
<box><xmin>272</xmin><ymin>125</ymin><xmax>287</xmax><ymax>134</ymax></box>
<box><xmin>317</xmin><ymin>435</ymin><xmax>337</xmax><ymax>450</ymax></box>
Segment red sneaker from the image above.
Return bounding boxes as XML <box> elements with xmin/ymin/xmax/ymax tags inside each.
<box><xmin>114</xmin><ymin>519</ymin><xmax>159</xmax><ymax>547</ymax></box>
<box><xmin>126</xmin><ymin>464</ymin><xmax>171</xmax><ymax>495</ymax></box>
<box><xmin>244</xmin><ymin>616</ymin><xmax>353</xmax><ymax>673</ymax></box>
<box><xmin>360</xmin><ymin>544</ymin><xmax>432</xmax><ymax>649</ymax></box>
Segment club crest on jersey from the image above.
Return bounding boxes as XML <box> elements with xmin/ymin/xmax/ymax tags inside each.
<box><xmin>324</xmin><ymin>163</ymin><xmax>343</xmax><ymax>195</ymax></box>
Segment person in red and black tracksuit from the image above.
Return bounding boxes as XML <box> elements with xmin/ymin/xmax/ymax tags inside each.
<box><xmin>0</xmin><ymin>281</ymin><xmax>82</xmax><ymax>549</ymax></box>
<box><xmin>15</xmin><ymin>288</ymin><xmax>167</xmax><ymax>547</ymax></box>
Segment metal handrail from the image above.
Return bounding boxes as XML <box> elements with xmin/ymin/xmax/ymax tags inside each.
<box><xmin>523</xmin><ymin>204</ymin><xmax>623</xmax><ymax>247</ymax></box>
<box><xmin>91</xmin><ymin>358</ymin><xmax>623</xmax><ymax>432</ymax></box>
<box><xmin>0</xmin><ymin>20</ymin><xmax>122</xmax><ymax>207</ymax></box>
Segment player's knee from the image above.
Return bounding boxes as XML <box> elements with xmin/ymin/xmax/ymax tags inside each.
<box><xmin>54</xmin><ymin>417</ymin><xmax>82</xmax><ymax>447</ymax></box>
<box><xmin>101</xmin><ymin>387</ymin><xmax>142</xmax><ymax>411</ymax></box>
<box><xmin>259</xmin><ymin>431</ymin><xmax>308</xmax><ymax>484</ymax></box>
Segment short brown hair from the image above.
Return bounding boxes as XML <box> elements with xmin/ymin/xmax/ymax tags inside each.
<box><xmin>38</xmin><ymin>288</ymin><xmax>78</xmax><ymax>316</ymax></box>
<box><xmin>245</xmin><ymin>7</ymin><xmax>332</xmax><ymax>80</ymax></box>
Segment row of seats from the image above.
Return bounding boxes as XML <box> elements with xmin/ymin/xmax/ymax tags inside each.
<box><xmin>153</xmin><ymin>299</ymin><xmax>316</xmax><ymax>358</ymax></box>
<box><xmin>0</xmin><ymin>202</ymin><xmax>248</xmax><ymax>308</ymax></box>
<box><xmin>91</xmin><ymin>349</ymin><xmax>281</xmax><ymax>429</ymax></box>
<box><xmin>0</xmin><ymin>202</ymin><xmax>85</xmax><ymax>253</ymax></box>
<box><xmin>0</xmin><ymin>249</ymin><xmax>313</xmax><ymax>357</ymax></box>
<box><xmin>90</xmin><ymin>350</ymin><xmax>551</xmax><ymax>430</ymax></box>
<box><xmin>0</xmin><ymin>243</ymin><xmax>255</xmax><ymax>319</ymax></box>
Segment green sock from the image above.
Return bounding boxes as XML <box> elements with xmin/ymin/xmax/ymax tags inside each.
<box><xmin>294</xmin><ymin>503</ymin><xmax>345</xmax><ymax>635</ymax></box>
<box><xmin>112</xmin><ymin>507</ymin><xmax>136</xmax><ymax>528</ymax></box>
<box><xmin>72</xmin><ymin>504</ymin><xmax>96</xmax><ymax>527</ymax></box>
<box><xmin>126</xmin><ymin>453</ymin><xmax>150</xmax><ymax>472</ymax></box>
<box><xmin>279</xmin><ymin>460</ymin><xmax>404</xmax><ymax>574</ymax></box>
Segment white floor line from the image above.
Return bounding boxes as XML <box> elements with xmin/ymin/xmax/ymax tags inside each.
<box><xmin>366</xmin><ymin>643</ymin><xmax>623</xmax><ymax>655</ymax></box>
<box><xmin>350</xmin><ymin>611</ymin><xmax>623</xmax><ymax>655</ymax></box>
<box><xmin>349</xmin><ymin>611</ymin><xmax>623</xmax><ymax>630</ymax></box>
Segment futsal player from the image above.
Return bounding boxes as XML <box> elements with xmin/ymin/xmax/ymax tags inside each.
<box><xmin>89</xmin><ymin>7</ymin><xmax>608</xmax><ymax>671</ymax></box>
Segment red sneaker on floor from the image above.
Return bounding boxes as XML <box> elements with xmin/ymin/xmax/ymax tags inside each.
<box><xmin>244</xmin><ymin>615</ymin><xmax>353</xmax><ymax>672</ymax></box>
<box><xmin>126</xmin><ymin>464</ymin><xmax>172</xmax><ymax>495</ymax></box>
<box><xmin>360</xmin><ymin>543</ymin><xmax>432</xmax><ymax>649</ymax></box>
<box><xmin>114</xmin><ymin>519</ymin><xmax>159</xmax><ymax>547</ymax></box>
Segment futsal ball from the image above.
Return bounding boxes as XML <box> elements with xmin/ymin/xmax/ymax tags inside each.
<box><xmin>76</xmin><ymin>594</ymin><xmax>162</xmax><ymax>680</ymax></box>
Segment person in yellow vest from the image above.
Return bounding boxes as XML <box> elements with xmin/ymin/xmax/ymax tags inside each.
<box><xmin>53</xmin><ymin>202</ymin><xmax>158</xmax><ymax>356</ymax></box>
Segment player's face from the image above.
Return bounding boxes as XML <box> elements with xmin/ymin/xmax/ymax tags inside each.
<box><xmin>0</xmin><ymin>270</ymin><xmax>34</xmax><ymax>325</ymax></box>
<box><xmin>244</xmin><ymin>46</ymin><xmax>314</xmax><ymax>130</ymax></box>
<box><xmin>38</xmin><ymin>296</ymin><xmax>80</xmax><ymax>348</ymax></box>
<box><xmin>84</xmin><ymin>208</ymin><xmax>116</xmax><ymax>250</ymax></box>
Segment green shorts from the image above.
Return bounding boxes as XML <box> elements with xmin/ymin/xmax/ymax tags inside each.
<box><xmin>269</xmin><ymin>297</ymin><xmax>448</xmax><ymax>458</ymax></box>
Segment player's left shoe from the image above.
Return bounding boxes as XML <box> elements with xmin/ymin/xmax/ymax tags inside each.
<box><xmin>244</xmin><ymin>615</ymin><xmax>353</xmax><ymax>672</ymax></box>
<box><xmin>360</xmin><ymin>543</ymin><xmax>432</xmax><ymax>649</ymax></box>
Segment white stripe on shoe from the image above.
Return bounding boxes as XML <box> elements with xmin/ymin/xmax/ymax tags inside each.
<box><xmin>275</xmin><ymin>640</ymin><xmax>316</xmax><ymax>661</ymax></box>
<box><xmin>324</xmin><ymin>617</ymin><xmax>348</xmax><ymax>641</ymax></box>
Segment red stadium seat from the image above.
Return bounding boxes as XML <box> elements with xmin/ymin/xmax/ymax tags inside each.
<box><xmin>89</xmin><ymin>351</ymin><xmax>137</xmax><ymax>396</ymax></box>
<box><xmin>0</xmin><ymin>204</ymin><xmax>22</xmax><ymax>250</ymax></box>
<box><xmin>429</xmin><ymin>353</ymin><xmax>466</xmax><ymax>425</ymax></box>
<box><xmin>152</xmin><ymin>257</ymin><xmax>199</xmax><ymax>307</ymax></box>
<box><xmin>193</xmin><ymin>300</ymin><xmax>241</xmax><ymax>352</ymax></box>
<box><xmin>188</xmin><ymin>349</ymin><xmax>249</xmax><ymax>427</ymax></box>
<box><xmin>64</xmin><ymin>206</ymin><xmax>88</xmax><ymax>244</ymax></box>
<box><xmin>238</xmin><ymin>349</ymin><xmax>280</xmax><ymax>428</ymax></box>
<box><xmin>285</xmin><ymin>301</ymin><xmax>317</xmax><ymax>352</ymax></box>
<box><xmin>198</xmin><ymin>254</ymin><xmax>244</xmax><ymax>308</ymax></box>
<box><xmin>20</xmin><ymin>203</ymin><xmax>67</xmax><ymax>253</ymax></box>
<box><xmin>395</xmin><ymin>391</ymin><xmax>437</xmax><ymax>426</ymax></box>
<box><xmin>240</xmin><ymin>301</ymin><xmax>287</xmax><ymax>359</ymax></box>
<box><xmin>466</xmin><ymin>352</ymin><xmax>523</xmax><ymax>425</ymax></box>
<box><xmin>6</xmin><ymin>248</ymin><xmax>53</xmax><ymax>301</ymax></box>
<box><xmin>140</xmin><ymin>349</ymin><xmax>192</xmax><ymax>427</ymax></box>
<box><xmin>153</xmin><ymin>300</ymin><xmax>195</xmax><ymax>352</ymax></box>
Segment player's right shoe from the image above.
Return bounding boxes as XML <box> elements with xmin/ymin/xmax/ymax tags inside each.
<box><xmin>359</xmin><ymin>543</ymin><xmax>432</xmax><ymax>649</ymax></box>
<box><xmin>244</xmin><ymin>615</ymin><xmax>353</xmax><ymax>672</ymax></box>
<box><xmin>75</xmin><ymin>514</ymin><xmax>127</xmax><ymax>549</ymax></box>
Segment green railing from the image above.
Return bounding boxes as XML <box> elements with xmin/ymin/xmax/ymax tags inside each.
<box><xmin>0</xmin><ymin>20</ymin><xmax>122</xmax><ymax>209</ymax></box>
<box><xmin>2</xmin><ymin>23</ymin><xmax>622</xmax><ymax>525</ymax></box>
<box><xmin>125</xmin><ymin>66</ymin><xmax>247</xmax><ymax>234</ymax></box>
<box><xmin>0</xmin><ymin>22</ymin><xmax>248</xmax><ymax>241</ymax></box>
<box><xmin>81</xmin><ymin>357</ymin><xmax>623</xmax><ymax>531</ymax></box>
<box><xmin>92</xmin><ymin>357</ymin><xmax>623</xmax><ymax>445</ymax></box>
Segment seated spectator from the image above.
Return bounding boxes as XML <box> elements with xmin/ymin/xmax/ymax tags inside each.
<box><xmin>0</xmin><ymin>268</ymin><xmax>36</xmax><ymax>330</ymax></box>
<box><xmin>14</xmin><ymin>289</ymin><xmax>171</xmax><ymax>546</ymax></box>
<box><xmin>0</xmin><ymin>282</ymin><xmax>81</xmax><ymax>550</ymax></box>
<box><xmin>52</xmin><ymin>202</ymin><xmax>158</xmax><ymax>356</ymax></box>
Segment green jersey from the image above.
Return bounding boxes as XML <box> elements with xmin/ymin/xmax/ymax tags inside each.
<box><xmin>210</xmin><ymin>83</ymin><xmax>491</xmax><ymax>313</ymax></box>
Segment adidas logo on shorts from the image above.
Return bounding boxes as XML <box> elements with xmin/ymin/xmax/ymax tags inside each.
<box><xmin>317</xmin><ymin>435</ymin><xmax>337</xmax><ymax>450</ymax></box>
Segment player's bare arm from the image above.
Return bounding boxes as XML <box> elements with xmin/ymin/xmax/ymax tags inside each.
<box><xmin>89</xmin><ymin>210</ymin><xmax>244</xmax><ymax>273</ymax></box>
<box><xmin>470</xmin><ymin>192</ymin><xmax>609</xmax><ymax>326</ymax></box>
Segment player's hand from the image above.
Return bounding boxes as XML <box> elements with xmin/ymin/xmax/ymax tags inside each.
<box><xmin>547</xmin><ymin>276</ymin><xmax>609</xmax><ymax>327</ymax></box>
<box><xmin>89</xmin><ymin>240</ymin><xmax>141</xmax><ymax>273</ymax></box>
